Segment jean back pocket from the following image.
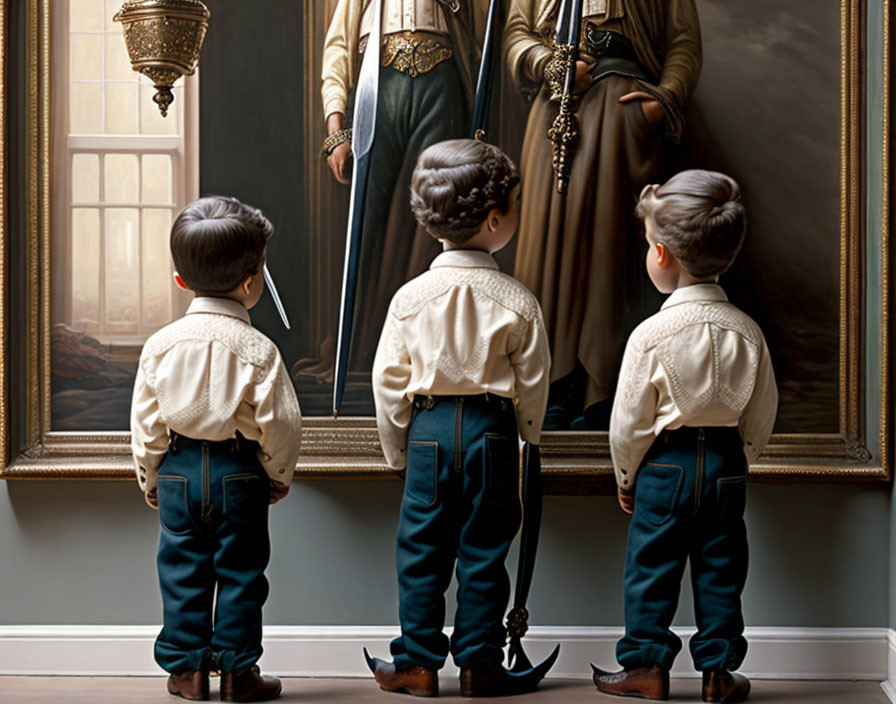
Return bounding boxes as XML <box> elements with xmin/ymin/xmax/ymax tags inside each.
<box><xmin>716</xmin><ymin>475</ymin><xmax>747</xmax><ymax>523</ymax></box>
<box><xmin>635</xmin><ymin>463</ymin><xmax>684</xmax><ymax>526</ymax></box>
<box><xmin>223</xmin><ymin>472</ymin><xmax>267</xmax><ymax>526</ymax></box>
<box><xmin>406</xmin><ymin>441</ymin><xmax>439</xmax><ymax>506</ymax></box>
<box><xmin>157</xmin><ymin>475</ymin><xmax>193</xmax><ymax>535</ymax></box>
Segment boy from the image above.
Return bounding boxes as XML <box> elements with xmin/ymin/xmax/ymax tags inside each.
<box><xmin>367</xmin><ymin>139</ymin><xmax>550</xmax><ymax>697</ymax></box>
<box><xmin>131</xmin><ymin>196</ymin><xmax>302</xmax><ymax>702</ymax></box>
<box><xmin>594</xmin><ymin>170</ymin><xmax>778</xmax><ymax>703</ymax></box>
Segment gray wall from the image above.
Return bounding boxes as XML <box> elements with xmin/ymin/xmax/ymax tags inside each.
<box><xmin>0</xmin><ymin>481</ymin><xmax>889</xmax><ymax>628</ymax></box>
<box><xmin>0</xmin><ymin>0</ymin><xmax>891</xmax><ymax>633</ymax></box>
<box><xmin>891</xmin><ymin>488</ymin><xmax>896</xmax><ymax>629</ymax></box>
<box><xmin>865</xmin><ymin>0</ymin><xmax>895</xmax><ymax>633</ymax></box>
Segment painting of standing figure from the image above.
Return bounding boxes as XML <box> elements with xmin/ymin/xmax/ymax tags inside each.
<box><xmin>315</xmin><ymin>0</ymin><xmax>487</xmax><ymax>386</ymax></box>
<box><xmin>504</xmin><ymin>0</ymin><xmax>702</xmax><ymax>430</ymax></box>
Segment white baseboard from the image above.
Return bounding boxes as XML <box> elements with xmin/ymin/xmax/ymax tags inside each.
<box><xmin>882</xmin><ymin>629</ymin><xmax>896</xmax><ymax>703</ymax></box>
<box><xmin>0</xmin><ymin>625</ymin><xmax>888</xmax><ymax>680</ymax></box>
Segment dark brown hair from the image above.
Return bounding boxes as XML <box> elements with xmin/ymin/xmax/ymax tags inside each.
<box><xmin>170</xmin><ymin>196</ymin><xmax>273</xmax><ymax>296</ymax></box>
<box><xmin>410</xmin><ymin>139</ymin><xmax>520</xmax><ymax>244</ymax></box>
<box><xmin>636</xmin><ymin>169</ymin><xmax>747</xmax><ymax>277</ymax></box>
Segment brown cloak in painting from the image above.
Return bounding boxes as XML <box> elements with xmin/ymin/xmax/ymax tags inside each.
<box><xmin>505</xmin><ymin>0</ymin><xmax>701</xmax><ymax>410</ymax></box>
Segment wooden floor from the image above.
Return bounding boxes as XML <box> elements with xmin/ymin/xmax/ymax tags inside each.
<box><xmin>0</xmin><ymin>677</ymin><xmax>889</xmax><ymax>703</ymax></box>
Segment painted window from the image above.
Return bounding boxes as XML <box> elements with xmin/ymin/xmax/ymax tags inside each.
<box><xmin>61</xmin><ymin>0</ymin><xmax>196</xmax><ymax>340</ymax></box>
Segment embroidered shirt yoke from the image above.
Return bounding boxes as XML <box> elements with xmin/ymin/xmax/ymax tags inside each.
<box><xmin>130</xmin><ymin>297</ymin><xmax>302</xmax><ymax>493</ymax></box>
<box><xmin>372</xmin><ymin>249</ymin><xmax>551</xmax><ymax>469</ymax></box>
<box><xmin>609</xmin><ymin>284</ymin><xmax>778</xmax><ymax>490</ymax></box>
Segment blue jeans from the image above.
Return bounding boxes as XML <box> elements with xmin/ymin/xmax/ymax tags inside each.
<box><xmin>617</xmin><ymin>426</ymin><xmax>749</xmax><ymax>672</ymax></box>
<box><xmin>154</xmin><ymin>435</ymin><xmax>270</xmax><ymax>675</ymax></box>
<box><xmin>390</xmin><ymin>395</ymin><xmax>521</xmax><ymax>671</ymax></box>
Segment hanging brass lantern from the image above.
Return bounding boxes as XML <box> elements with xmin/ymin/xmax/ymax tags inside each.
<box><xmin>113</xmin><ymin>0</ymin><xmax>210</xmax><ymax>117</ymax></box>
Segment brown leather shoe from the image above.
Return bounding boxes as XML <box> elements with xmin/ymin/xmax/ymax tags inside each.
<box><xmin>363</xmin><ymin>650</ymin><xmax>438</xmax><ymax>697</ymax></box>
<box><xmin>220</xmin><ymin>665</ymin><xmax>282</xmax><ymax>702</ymax></box>
<box><xmin>592</xmin><ymin>664</ymin><xmax>669</xmax><ymax>700</ymax></box>
<box><xmin>166</xmin><ymin>670</ymin><xmax>209</xmax><ymax>700</ymax></box>
<box><xmin>702</xmin><ymin>670</ymin><xmax>750</xmax><ymax>703</ymax></box>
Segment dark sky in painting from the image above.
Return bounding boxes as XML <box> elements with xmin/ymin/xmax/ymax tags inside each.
<box><xmin>688</xmin><ymin>0</ymin><xmax>841</xmax><ymax>432</ymax></box>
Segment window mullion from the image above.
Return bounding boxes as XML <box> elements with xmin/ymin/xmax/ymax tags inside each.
<box><xmin>137</xmin><ymin>156</ymin><xmax>144</xmax><ymax>336</ymax></box>
<box><xmin>98</xmin><ymin>153</ymin><xmax>107</xmax><ymax>336</ymax></box>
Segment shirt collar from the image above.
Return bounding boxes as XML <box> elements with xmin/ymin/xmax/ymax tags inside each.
<box><xmin>660</xmin><ymin>283</ymin><xmax>728</xmax><ymax>310</ymax></box>
<box><xmin>186</xmin><ymin>296</ymin><xmax>251</xmax><ymax>324</ymax></box>
<box><xmin>430</xmin><ymin>249</ymin><xmax>500</xmax><ymax>271</ymax></box>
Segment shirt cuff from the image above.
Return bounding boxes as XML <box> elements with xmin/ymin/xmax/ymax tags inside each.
<box><xmin>743</xmin><ymin>440</ymin><xmax>761</xmax><ymax>464</ymax></box>
<box><xmin>531</xmin><ymin>46</ymin><xmax>552</xmax><ymax>81</ymax></box>
<box><xmin>382</xmin><ymin>444</ymin><xmax>407</xmax><ymax>470</ymax></box>
<box><xmin>135</xmin><ymin>459</ymin><xmax>159</xmax><ymax>493</ymax></box>
<box><xmin>323</xmin><ymin>98</ymin><xmax>347</xmax><ymax>122</ymax></box>
<box><xmin>517</xmin><ymin>418</ymin><xmax>541</xmax><ymax>445</ymax></box>
<box><xmin>613</xmin><ymin>458</ymin><xmax>636</xmax><ymax>491</ymax></box>
<box><xmin>258</xmin><ymin>449</ymin><xmax>298</xmax><ymax>486</ymax></box>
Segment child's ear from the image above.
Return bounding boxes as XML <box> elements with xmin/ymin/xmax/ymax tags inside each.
<box><xmin>655</xmin><ymin>243</ymin><xmax>668</xmax><ymax>267</ymax></box>
<box><xmin>241</xmin><ymin>274</ymin><xmax>255</xmax><ymax>296</ymax></box>
<box><xmin>488</xmin><ymin>209</ymin><xmax>501</xmax><ymax>232</ymax></box>
<box><xmin>173</xmin><ymin>272</ymin><xmax>189</xmax><ymax>291</ymax></box>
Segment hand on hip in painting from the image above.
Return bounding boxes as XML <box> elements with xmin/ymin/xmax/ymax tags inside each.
<box><xmin>574</xmin><ymin>60</ymin><xmax>594</xmax><ymax>94</ymax></box>
<box><xmin>618</xmin><ymin>91</ymin><xmax>664</xmax><ymax>130</ymax></box>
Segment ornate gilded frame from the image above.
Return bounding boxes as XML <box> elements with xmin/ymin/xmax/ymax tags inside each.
<box><xmin>0</xmin><ymin>0</ymin><xmax>7</xmax><ymax>473</ymax></box>
<box><xmin>0</xmin><ymin>0</ymin><xmax>891</xmax><ymax>490</ymax></box>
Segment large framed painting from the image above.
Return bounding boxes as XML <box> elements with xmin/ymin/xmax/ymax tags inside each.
<box><xmin>0</xmin><ymin>0</ymin><xmax>891</xmax><ymax>490</ymax></box>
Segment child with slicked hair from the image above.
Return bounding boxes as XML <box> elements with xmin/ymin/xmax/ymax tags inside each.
<box><xmin>365</xmin><ymin>139</ymin><xmax>551</xmax><ymax>697</ymax></box>
<box><xmin>594</xmin><ymin>170</ymin><xmax>778</xmax><ymax>703</ymax></box>
<box><xmin>131</xmin><ymin>195</ymin><xmax>301</xmax><ymax>702</ymax></box>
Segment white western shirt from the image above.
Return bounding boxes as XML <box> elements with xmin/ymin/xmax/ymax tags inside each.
<box><xmin>610</xmin><ymin>283</ymin><xmax>778</xmax><ymax>490</ymax></box>
<box><xmin>130</xmin><ymin>297</ymin><xmax>302</xmax><ymax>492</ymax></box>
<box><xmin>360</xmin><ymin>0</ymin><xmax>450</xmax><ymax>39</ymax></box>
<box><xmin>373</xmin><ymin>249</ymin><xmax>551</xmax><ymax>469</ymax></box>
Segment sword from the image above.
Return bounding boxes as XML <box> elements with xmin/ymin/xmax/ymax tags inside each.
<box><xmin>470</xmin><ymin>0</ymin><xmax>500</xmax><ymax>140</ymax></box>
<box><xmin>333</xmin><ymin>0</ymin><xmax>383</xmax><ymax>417</ymax></box>
<box><xmin>504</xmin><ymin>442</ymin><xmax>560</xmax><ymax>689</ymax></box>
<box><xmin>546</xmin><ymin>0</ymin><xmax>584</xmax><ymax>195</ymax></box>
<box><xmin>263</xmin><ymin>263</ymin><xmax>290</xmax><ymax>330</ymax></box>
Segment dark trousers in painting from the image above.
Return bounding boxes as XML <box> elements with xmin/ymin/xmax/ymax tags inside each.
<box><xmin>617</xmin><ymin>426</ymin><xmax>749</xmax><ymax>673</ymax></box>
<box><xmin>390</xmin><ymin>395</ymin><xmax>521</xmax><ymax>671</ymax></box>
<box><xmin>352</xmin><ymin>60</ymin><xmax>468</xmax><ymax>366</ymax></box>
<box><xmin>154</xmin><ymin>435</ymin><xmax>270</xmax><ymax>675</ymax></box>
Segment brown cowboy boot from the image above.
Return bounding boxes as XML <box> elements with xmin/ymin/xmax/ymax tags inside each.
<box><xmin>364</xmin><ymin>649</ymin><xmax>438</xmax><ymax>697</ymax></box>
<box><xmin>702</xmin><ymin>670</ymin><xmax>751</xmax><ymax>703</ymax></box>
<box><xmin>166</xmin><ymin>670</ymin><xmax>209</xmax><ymax>701</ymax></box>
<box><xmin>592</xmin><ymin>664</ymin><xmax>670</xmax><ymax>700</ymax></box>
<box><xmin>220</xmin><ymin>665</ymin><xmax>282</xmax><ymax>702</ymax></box>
